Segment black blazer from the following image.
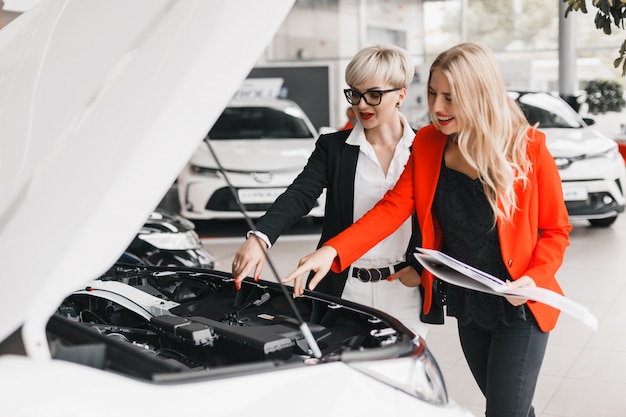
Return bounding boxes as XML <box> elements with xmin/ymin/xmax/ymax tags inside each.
<box><xmin>255</xmin><ymin>129</ymin><xmax>422</xmax><ymax>298</ymax></box>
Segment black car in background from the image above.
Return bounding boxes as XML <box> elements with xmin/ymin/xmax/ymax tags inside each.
<box><xmin>120</xmin><ymin>209</ymin><xmax>214</xmax><ymax>268</ymax></box>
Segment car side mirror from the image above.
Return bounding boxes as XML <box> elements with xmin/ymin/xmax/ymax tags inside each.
<box><xmin>318</xmin><ymin>126</ymin><xmax>338</xmax><ymax>135</ymax></box>
<box><xmin>582</xmin><ymin>117</ymin><xmax>596</xmax><ymax>126</ymax></box>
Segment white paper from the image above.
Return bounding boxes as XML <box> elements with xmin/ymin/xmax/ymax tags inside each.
<box><xmin>414</xmin><ymin>248</ymin><xmax>598</xmax><ymax>331</ymax></box>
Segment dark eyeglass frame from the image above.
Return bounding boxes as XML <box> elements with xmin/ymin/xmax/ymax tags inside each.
<box><xmin>343</xmin><ymin>87</ymin><xmax>401</xmax><ymax>106</ymax></box>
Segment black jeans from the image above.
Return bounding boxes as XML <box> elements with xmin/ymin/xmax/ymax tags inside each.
<box><xmin>457</xmin><ymin>313</ymin><xmax>549</xmax><ymax>417</ymax></box>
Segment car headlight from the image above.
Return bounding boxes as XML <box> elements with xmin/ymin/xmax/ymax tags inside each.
<box><xmin>138</xmin><ymin>230</ymin><xmax>202</xmax><ymax>250</ymax></box>
<box><xmin>349</xmin><ymin>341</ymin><xmax>448</xmax><ymax>406</ymax></box>
<box><xmin>191</xmin><ymin>164</ymin><xmax>222</xmax><ymax>178</ymax></box>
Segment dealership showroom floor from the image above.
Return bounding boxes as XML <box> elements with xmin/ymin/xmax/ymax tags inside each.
<box><xmin>200</xmin><ymin>214</ymin><xmax>626</xmax><ymax>417</ymax></box>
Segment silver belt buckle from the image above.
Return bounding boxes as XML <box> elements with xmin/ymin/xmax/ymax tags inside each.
<box><xmin>357</xmin><ymin>268</ymin><xmax>382</xmax><ymax>282</ymax></box>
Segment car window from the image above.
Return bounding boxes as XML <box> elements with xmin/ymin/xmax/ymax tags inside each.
<box><xmin>209</xmin><ymin>106</ymin><xmax>315</xmax><ymax>139</ymax></box>
<box><xmin>517</xmin><ymin>93</ymin><xmax>584</xmax><ymax>129</ymax></box>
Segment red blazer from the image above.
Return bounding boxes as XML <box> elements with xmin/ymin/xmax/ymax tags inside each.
<box><xmin>326</xmin><ymin>124</ymin><xmax>572</xmax><ymax>332</ymax></box>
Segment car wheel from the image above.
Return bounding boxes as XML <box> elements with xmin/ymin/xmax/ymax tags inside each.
<box><xmin>588</xmin><ymin>216</ymin><xmax>618</xmax><ymax>227</ymax></box>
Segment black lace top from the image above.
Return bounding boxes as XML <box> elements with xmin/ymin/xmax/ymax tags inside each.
<box><xmin>433</xmin><ymin>158</ymin><xmax>527</xmax><ymax>327</ymax></box>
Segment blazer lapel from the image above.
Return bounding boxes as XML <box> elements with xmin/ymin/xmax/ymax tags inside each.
<box><xmin>338</xmin><ymin>144</ymin><xmax>359</xmax><ymax>227</ymax></box>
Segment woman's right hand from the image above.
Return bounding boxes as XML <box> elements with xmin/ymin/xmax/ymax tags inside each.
<box><xmin>388</xmin><ymin>266</ymin><xmax>421</xmax><ymax>287</ymax></box>
<box><xmin>232</xmin><ymin>235</ymin><xmax>268</xmax><ymax>289</ymax></box>
<box><xmin>282</xmin><ymin>245</ymin><xmax>338</xmax><ymax>295</ymax></box>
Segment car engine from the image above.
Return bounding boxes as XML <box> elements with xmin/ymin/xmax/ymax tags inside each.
<box><xmin>50</xmin><ymin>264</ymin><xmax>413</xmax><ymax>380</ymax></box>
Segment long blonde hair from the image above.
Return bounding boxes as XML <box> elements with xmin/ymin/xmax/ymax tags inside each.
<box><xmin>428</xmin><ymin>42</ymin><xmax>533</xmax><ymax>224</ymax></box>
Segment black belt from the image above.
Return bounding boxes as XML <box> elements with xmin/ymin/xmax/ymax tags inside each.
<box><xmin>351</xmin><ymin>262</ymin><xmax>409</xmax><ymax>282</ymax></box>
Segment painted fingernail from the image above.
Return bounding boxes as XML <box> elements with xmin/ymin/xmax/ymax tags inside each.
<box><xmin>254</xmin><ymin>275</ymin><xmax>259</xmax><ymax>282</ymax></box>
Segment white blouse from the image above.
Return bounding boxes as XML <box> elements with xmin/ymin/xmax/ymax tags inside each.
<box><xmin>345</xmin><ymin>113</ymin><xmax>415</xmax><ymax>269</ymax></box>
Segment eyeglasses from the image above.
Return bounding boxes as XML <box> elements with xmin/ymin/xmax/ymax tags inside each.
<box><xmin>343</xmin><ymin>88</ymin><xmax>401</xmax><ymax>106</ymax></box>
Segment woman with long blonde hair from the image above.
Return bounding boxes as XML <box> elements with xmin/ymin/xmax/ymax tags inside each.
<box><xmin>284</xmin><ymin>42</ymin><xmax>572</xmax><ymax>417</ymax></box>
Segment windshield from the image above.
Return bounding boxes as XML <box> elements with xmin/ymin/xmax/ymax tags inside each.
<box><xmin>516</xmin><ymin>93</ymin><xmax>584</xmax><ymax>129</ymax></box>
<box><xmin>209</xmin><ymin>106</ymin><xmax>315</xmax><ymax>139</ymax></box>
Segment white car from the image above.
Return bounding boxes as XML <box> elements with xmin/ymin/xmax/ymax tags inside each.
<box><xmin>177</xmin><ymin>98</ymin><xmax>326</xmax><ymax>220</ymax></box>
<box><xmin>0</xmin><ymin>2</ymin><xmax>473</xmax><ymax>417</ymax></box>
<box><xmin>510</xmin><ymin>91</ymin><xmax>626</xmax><ymax>227</ymax></box>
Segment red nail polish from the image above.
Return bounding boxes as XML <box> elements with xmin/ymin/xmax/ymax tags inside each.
<box><xmin>254</xmin><ymin>275</ymin><xmax>259</xmax><ymax>282</ymax></box>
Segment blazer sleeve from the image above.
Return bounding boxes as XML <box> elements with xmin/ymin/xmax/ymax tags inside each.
<box><xmin>254</xmin><ymin>133</ymin><xmax>337</xmax><ymax>244</ymax></box>
<box><xmin>325</xmin><ymin>149</ymin><xmax>417</xmax><ymax>272</ymax></box>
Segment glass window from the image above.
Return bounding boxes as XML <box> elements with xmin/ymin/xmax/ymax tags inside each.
<box><xmin>517</xmin><ymin>93</ymin><xmax>584</xmax><ymax>129</ymax></box>
<box><xmin>208</xmin><ymin>106</ymin><xmax>315</xmax><ymax>140</ymax></box>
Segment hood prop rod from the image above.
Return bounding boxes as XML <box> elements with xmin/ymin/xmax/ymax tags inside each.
<box><xmin>203</xmin><ymin>136</ymin><xmax>322</xmax><ymax>358</ymax></box>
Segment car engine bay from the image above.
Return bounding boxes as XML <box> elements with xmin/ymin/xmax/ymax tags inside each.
<box><xmin>50</xmin><ymin>264</ymin><xmax>415</xmax><ymax>381</ymax></box>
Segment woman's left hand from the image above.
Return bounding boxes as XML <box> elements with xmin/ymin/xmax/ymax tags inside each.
<box><xmin>504</xmin><ymin>275</ymin><xmax>536</xmax><ymax>306</ymax></box>
<box><xmin>388</xmin><ymin>266</ymin><xmax>421</xmax><ymax>287</ymax></box>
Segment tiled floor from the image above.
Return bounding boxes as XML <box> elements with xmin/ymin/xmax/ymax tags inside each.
<box><xmin>202</xmin><ymin>214</ymin><xmax>626</xmax><ymax>417</ymax></box>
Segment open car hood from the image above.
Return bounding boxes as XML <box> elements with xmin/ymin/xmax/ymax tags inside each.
<box><xmin>0</xmin><ymin>0</ymin><xmax>294</xmax><ymax>350</ymax></box>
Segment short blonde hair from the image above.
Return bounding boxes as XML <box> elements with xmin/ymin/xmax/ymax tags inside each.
<box><xmin>345</xmin><ymin>44</ymin><xmax>414</xmax><ymax>88</ymax></box>
<box><xmin>428</xmin><ymin>42</ymin><xmax>532</xmax><ymax>223</ymax></box>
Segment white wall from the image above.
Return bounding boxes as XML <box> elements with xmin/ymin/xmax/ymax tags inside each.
<box><xmin>263</xmin><ymin>0</ymin><xmax>426</xmax><ymax>128</ymax></box>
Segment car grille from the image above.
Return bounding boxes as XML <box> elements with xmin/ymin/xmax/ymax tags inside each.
<box><xmin>205</xmin><ymin>187</ymin><xmax>319</xmax><ymax>212</ymax></box>
<box><xmin>565</xmin><ymin>191</ymin><xmax>624</xmax><ymax>216</ymax></box>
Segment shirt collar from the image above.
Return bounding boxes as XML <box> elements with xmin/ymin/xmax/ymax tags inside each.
<box><xmin>346</xmin><ymin>112</ymin><xmax>415</xmax><ymax>149</ymax></box>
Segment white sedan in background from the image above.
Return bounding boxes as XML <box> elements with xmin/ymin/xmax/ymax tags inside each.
<box><xmin>178</xmin><ymin>97</ymin><xmax>326</xmax><ymax>220</ymax></box>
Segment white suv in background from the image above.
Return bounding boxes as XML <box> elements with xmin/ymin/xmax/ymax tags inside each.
<box><xmin>177</xmin><ymin>98</ymin><xmax>326</xmax><ymax>220</ymax></box>
<box><xmin>510</xmin><ymin>90</ymin><xmax>626</xmax><ymax>227</ymax></box>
